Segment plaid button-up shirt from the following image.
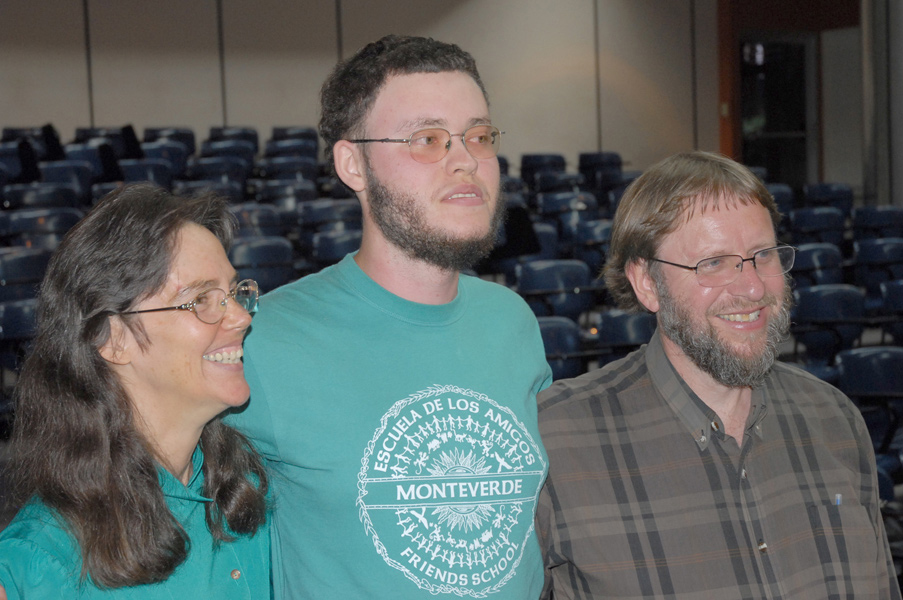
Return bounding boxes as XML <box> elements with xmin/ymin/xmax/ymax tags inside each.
<box><xmin>538</xmin><ymin>330</ymin><xmax>900</xmax><ymax>599</ymax></box>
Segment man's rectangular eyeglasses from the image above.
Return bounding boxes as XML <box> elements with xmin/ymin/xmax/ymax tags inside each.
<box><xmin>647</xmin><ymin>246</ymin><xmax>796</xmax><ymax>288</ymax></box>
<box><xmin>120</xmin><ymin>279</ymin><xmax>259</xmax><ymax>324</ymax></box>
<box><xmin>349</xmin><ymin>125</ymin><xmax>502</xmax><ymax>164</ymax></box>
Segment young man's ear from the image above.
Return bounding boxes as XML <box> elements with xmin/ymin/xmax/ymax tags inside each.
<box><xmin>332</xmin><ymin>140</ymin><xmax>367</xmax><ymax>193</ymax></box>
<box><xmin>98</xmin><ymin>316</ymin><xmax>134</xmax><ymax>366</ymax></box>
<box><xmin>625</xmin><ymin>259</ymin><xmax>661</xmax><ymax>314</ymax></box>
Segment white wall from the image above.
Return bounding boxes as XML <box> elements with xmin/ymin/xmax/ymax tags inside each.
<box><xmin>0</xmin><ymin>0</ymin><xmax>836</xmax><ymax>181</ymax></box>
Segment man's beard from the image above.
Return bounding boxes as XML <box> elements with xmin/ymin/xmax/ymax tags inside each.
<box><xmin>653</xmin><ymin>271</ymin><xmax>793</xmax><ymax>388</ymax></box>
<box><xmin>364</xmin><ymin>164</ymin><xmax>505</xmax><ymax>272</ymax></box>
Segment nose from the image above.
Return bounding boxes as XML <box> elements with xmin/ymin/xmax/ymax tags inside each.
<box><xmin>729</xmin><ymin>258</ymin><xmax>766</xmax><ymax>300</ymax></box>
<box><xmin>444</xmin><ymin>133</ymin><xmax>479</xmax><ymax>174</ymax></box>
<box><xmin>221</xmin><ymin>296</ymin><xmax>253</xmax><ymax>330</ymax></box>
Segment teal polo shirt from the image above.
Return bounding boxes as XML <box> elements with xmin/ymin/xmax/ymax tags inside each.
<box><xmin>0</xmin><ymin>447</ymin><xmax>270</xmax><ymax>599</ymax></box>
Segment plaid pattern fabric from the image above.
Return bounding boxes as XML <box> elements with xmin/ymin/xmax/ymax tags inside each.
<box><xmin>537</xmin><ymin>330</ymin><xmax>901</xmax><ymax>600</ymax></box>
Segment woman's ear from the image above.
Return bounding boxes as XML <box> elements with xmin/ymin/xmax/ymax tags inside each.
<box><xmin>332</xmin><ymin>140</ymin><xmax>367</xmax><ymax>193</ymax></box>
<box><xmin>625</xmin><ymin>259</ymin><xmax>661</xmax><ymax>313</ymax></box>
<box><xmin>98</xmin><ymin>316</ymin><xmax>134</xmax><ymax>365</ymax></box>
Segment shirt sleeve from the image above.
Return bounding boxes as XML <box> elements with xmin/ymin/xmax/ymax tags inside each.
<box><xmin>0</xmin><ymin>538</ymin><xmax>82</xmax><ymax>599</ymax></box>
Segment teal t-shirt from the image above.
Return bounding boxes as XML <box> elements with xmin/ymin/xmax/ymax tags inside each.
<box><xmin>0</xmin><ymin>447</ymin><xmax>270</xmax><ymax>599</ymax></box>
<box><xmin>229</xmin><ymin>253</ymin><xmax>552</xmax><ymax>599</ymax></box>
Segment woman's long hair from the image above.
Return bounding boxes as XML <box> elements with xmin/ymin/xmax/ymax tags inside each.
<box><xmin>8</xmin><ymin>184</ymin><xmax>268</xmax><ymax>587</ymax></box>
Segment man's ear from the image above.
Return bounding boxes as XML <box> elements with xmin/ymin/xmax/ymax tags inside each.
<box><xmin>332</xmin><ymin>140</ymin><xmax>367</xmax><ymax>193</ymax></box>
<box><xmin>98</xmin><ymin>316</ymin><xmax>134</xmax><ymax>365</ymax></box>
<box><xmin>625</xmin><ymin>259</ymin><xmax>661</xmax><ymax>313</ymax></box>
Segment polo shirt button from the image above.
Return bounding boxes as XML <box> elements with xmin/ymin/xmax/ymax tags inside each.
<box><xmin>758</xmin><ymin>540</ymin><xmax>768</xmax><ymax>553</ymax></box>
<box><xmin>231</xmin><ymin>569</ymin><xmax>241</xmax><ymax>580</ymax></box>
<box><xmin>741</xmin><ymin>468</ymin><xmax>747</xmax><ymax>480</ymax></box>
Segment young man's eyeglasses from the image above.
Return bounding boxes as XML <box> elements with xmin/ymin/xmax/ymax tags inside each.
<box><xmin>120</xmin><ymin>279</ymin><xmax>259</xmax><ymax>324</ymax></box>
<box><xmin>349</xmin><ymin>125</ymin><xmax>502</xmax><ymax>164</ymax></box>
<box><xmin>647</xmin><ymin>246</ymin><xmax>796</xmax><ymax>288</ymax></box>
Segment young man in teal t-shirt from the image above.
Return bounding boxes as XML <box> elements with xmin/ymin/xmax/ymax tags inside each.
<box><xmin>229</xmin><ymin>35</ymin><xmax>552</xmax><ymax>599</ymax></box>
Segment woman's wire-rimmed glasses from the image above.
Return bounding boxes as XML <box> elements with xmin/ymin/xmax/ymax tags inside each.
<box><xmin>349</xmin><ymin>125</ymin><xmax>503</xmax><ymax>164</ymax></box>
<box><xmin>647</xmin><ymin>246</ymin><xmax>796</xmax><ymax>288</ymax></box>
<box><xmin>120</xmin><ymin>279</ymin><xmax>259</xmax><ymax>324</ymax></box>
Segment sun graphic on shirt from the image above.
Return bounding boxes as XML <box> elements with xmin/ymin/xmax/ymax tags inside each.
<box><xmin>427</xmin><ymin>449</ymin><xmax>495</xmax><ymax>532</ymax></box>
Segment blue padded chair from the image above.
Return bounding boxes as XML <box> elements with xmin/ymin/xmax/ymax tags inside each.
<box><xmin>255</xmin><ymin>156</ymin><xmax>318</xmax><ymax>182</ymax></box>
<box><xmin>881</xmin><ymin>280</ymin><xmax>903</xmax><ymax>345</ymax></box>
<box><xmin>0</xmin><ymin>139</ymin><xmax>41</xmax><ymax>184</ymax></box>
<box><xmin>40</xmin><ymin>160</ymin><xmax>94</xmax><ymax>205</ymax></box>
<box><xmin>141</xmin><ymin>140</ymin><xmax>189</xmax><ymax>178</ymax></box>
<box><xmin>592</xmin><ymin>308</ymin><xmax>656</xmax><ymax>366</ymax></box>
<box><xmin>534</xmin><ymin>191</ymin><xmax>599</xmax><ymax>255</ymax></box>
<box><xmin>208</xmin><ymin>127</ymin><xmax>259</xmax><ymax>154</ymax></box>
<box><xmin>516</xmin><ymin>259</ymin><xmax>599</xmax><ymax>322</ymax></box>
<box><xmin>0</xmin><ymin>248</ymin><xmax>54</xmax><ymax>301</ymax></box>
<box><xmin>765</xmin><ymin>183</ymin><xmax>795</xmax><ymax>215</ymax></box>
<box><xmin>228</xmin><ymin>236</ymin><xmax>295</xmax><ymax>293</ymax></box>
<box><xmin>803</xmin><ymin>182</ymin><xmax>853</xmax><ymax>217</ymax></box>
<box><xmin>271</xmin><ymin>126</ymin><xmax>318</xmax><ymax>144</ymax></box>
<box><xmin>538</xmin><ymin>316</ymin><xmax>587</xmax><ymax>381</ymax></box>
<box><xmin>520</xmin><ymin>154</ymin><xmax>565</xmax><ymax>191</ymax></box>
<box><xmin>492</xmin><ymin>221</ymin><xmax>559</xmax><ymax>286</ymax></box>
<box><xmin>792</xmin><ymin>284</ymin><xmax>866</xmax><ymax>383</ymax></box>
<box><xmin>835</xmin><ymin>347</ymin><xmax>903</xmax><ymax>453</ymax></box>
<box><xmin>297</xmin><ymin>198</ymin><xmax>362</xmax><ymax>233</ymax></box>
<box><xmin>311</xmin><ymin>230</ymin><xmax>362</xmax><ymax>270</ymax></box>
<box><xmin>791</xmin><ymin>242</ymin><xmax>843</xmax><ymax>289</ymax></box>
<box><xmin>573</xmin><ymin>219</ymin><xmax>613</xmax><ymax>275</ymax></box>
<box><xmin>578</xmin><ymin>152</ymin><xmax>623</xmax><ymax>198</ymax></box>
<box><xmin>297</xmin><ymin>199</ymin><xmax>362</xmax><ymax>254</ymax></box>
<box><xmin>852</xmin><ymin>238</ymin><xmax>903</xmax><ymax>314</ymax></box>
<box><xmin>264</xmin><ymin>138</ymin><xmax>318</xmax><ymax>160</ymax></box>
<box><xmin>119</xmin><ymin>158</ymin><xmax>173</xmax><ymax>190</ymax></box>
<box><xmin>64</xmin><ymin>141</ymin><xmax>123</xmax><ymax>183</ymax></box>
<box><xmin>2</xmin><ymin>127</ymin><xmax>48</xmax><ymax>160</ymax></box>
<box><xmin>534</xmin><ymin>172</ymin><xmax>585</xmax><ymax>194</ymax></box>
<box><xmin>852</xmin><ymin>206</ymin><xmax>903</xmax><ymax>241</ymax></box>
<box><xmin>200</xmin><ymin>139</ymin><xmax>256</xmax><ymax>166</ymax></box>
<box><xmin>789</xmin><ymin>207</ymin><xmax>845</xmax><ymax>247</ymax></box>
<box><xmin>2</xmin><ymin>183</ymin><xmax>80</xmax><ymax>210</ymax></box>
<box><xmin>172</xmin><ymin>180</ymin><xmax>244</xmax><ymax>203</ymax></box>
<box><xmin>143</xmin><ymin>127</ymin><xmax>197</xmax><ymax>157</ymax></box>
<box><xmin>0</xmin><ymin>142</ymin><xmax>23</xmax><ymax>182</ymax></box>
<box><xmin>0</xmin><ymin>207</ymin><xmax>84</xmax><ymax>251</ymax></box>
<box><xmin>74</xmin><ymin>127</ymin><xmax>129</xmax><ymax>159</ymax></box>
<box><xmin>183</xmin><ymin>155</ymin><xmax>250</xmax><ymax>190</ymax></box>
<box><xmin>253</xmin><ymin>180</ymin><xmax>318</xmax><ymax>230</ymax></box>
<box><xmin>229</xmin><ymin>203</ymin><xmax>283</xmax><ymax>237</ymax></box>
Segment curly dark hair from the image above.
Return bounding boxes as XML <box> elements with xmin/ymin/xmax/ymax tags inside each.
<box><xmin>604</xmin><ymin>151</ymin><xmax>782</xmax><ymax>312</ymax></box>
<box><xmin>319</xmin><ymin>34</ymin><xmax>488</xmax><ymax>173</ymax></box>
<box><xmin>8</xmin><ymin>183</ymin><xmax>268</xmax><ymax>588</ymax></box>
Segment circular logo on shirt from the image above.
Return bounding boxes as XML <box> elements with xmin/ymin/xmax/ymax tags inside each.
<box><xmin>358</xmin><ymin>385</ymin><xmax>545</xmax><ymax>597</ymax></box>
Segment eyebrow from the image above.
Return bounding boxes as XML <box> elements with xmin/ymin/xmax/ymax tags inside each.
<box><xmin>396</xmin><ymin>116</ymin><xmax>492</xmax><ymax>134</ymax></box>
<box><xmin>172</xmin><ymin>274</ymin><xmax>239</xmax><ymax>302</ymax></box>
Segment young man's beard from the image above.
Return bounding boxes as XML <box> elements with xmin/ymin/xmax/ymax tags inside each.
<box><xmin>364</xmin><ymin>164</ymin><xmax>505</xmax><ymax>272</ymax></box>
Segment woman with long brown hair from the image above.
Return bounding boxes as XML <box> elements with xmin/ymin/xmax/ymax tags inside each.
<box><xmin>0</xmin><ymin>184</ymin><xmax>269</xmax><ymax>598</ymax></box>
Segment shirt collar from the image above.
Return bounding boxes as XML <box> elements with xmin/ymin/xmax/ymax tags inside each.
<box><xmin>158</xmin><ymin>445</ymin><xmax>212</xmax><ymax>503</ymax></box>
<box><xmin>646</xmin><ymin>329</ymin><xmax>768</xmax><ymax>450</ymax></box>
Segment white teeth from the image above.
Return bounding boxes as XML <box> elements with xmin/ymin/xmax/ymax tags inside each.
<box><xmin>449</xmin><ymin>193</ymin><xmax>477</xmax><ymax>199</ymax></box>
<box><xmin>203</xmin><ymin>348</ymin><xmax>243</xmax><ymax>364</ymax></box>
<box><xmin>720</xmin><ymin>310</ymin><xmax>761</xmax><ymax>322</ymax></box>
